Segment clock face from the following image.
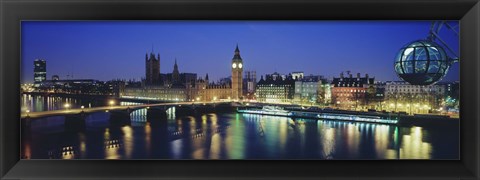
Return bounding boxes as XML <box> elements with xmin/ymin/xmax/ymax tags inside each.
<box><xmin>232</xmin><ymin>63</ymin><xmax>237</xmax><ymax>68</ymax></box>
<box><xmin>238</xmin><ymin>63</ymin><xmax>243</xmax><ymax>68</ymax></box>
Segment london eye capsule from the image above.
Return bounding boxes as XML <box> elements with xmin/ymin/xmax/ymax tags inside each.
<box><xmin>394</xmin><ymin>40</ymin><xmax>452</xmax><ymax>85</ymax></box>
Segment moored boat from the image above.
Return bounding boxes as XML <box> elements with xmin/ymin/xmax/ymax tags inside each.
<box><xmin>237</xmin><ymin>106</ymin><xmax>398</xmax><ymax>125</ymax></box>
<box><xmin>237</xmin><ymin>106</ymin><xmax>291</xmax><ymax>116</ymax></box>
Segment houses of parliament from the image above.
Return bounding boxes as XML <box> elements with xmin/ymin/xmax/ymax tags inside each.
<box><xmin>120</xmin><ymin>45</ymin><xmax>244</xmax><ymax>102</ymax></box>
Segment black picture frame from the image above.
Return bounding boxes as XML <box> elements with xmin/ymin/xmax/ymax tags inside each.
<box><xmin>1</xmin><ymin>0</ymin><xmax>479</xmax><ymax>179</ymax></box>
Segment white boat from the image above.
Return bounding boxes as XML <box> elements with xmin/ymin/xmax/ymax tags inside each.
<box><xmin>237</xmin><ymin>106</ymin><xmax>291</xmax><ymax>116</ymax></box>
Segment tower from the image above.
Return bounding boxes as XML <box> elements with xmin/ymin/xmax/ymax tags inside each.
<box><xmin>231</xmin><ymin>44</ymin><xmax>243</xmax><ymax>100</ymax></box>
<box><xmin>172</xmin><ymin>58</ymin><xmax>180</xmax><ymax>83</ymax></box>
<box><xmin>34</xmin><ymin>59</ymin><xmax>47</xmax><ymax>83</ymax></box>
<box><xmin>244</xmin><ymin>70</ymin><xmax>256</xmax><ymax>94</ymax></box>
<box><xmin>145</xmin><ymin>50</ymin><xmax>160</xmax><ymax>85</ymax></box>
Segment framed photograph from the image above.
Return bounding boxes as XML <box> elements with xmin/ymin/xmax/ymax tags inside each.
<box><xmin>1</xmin><ymin>0</ymin><xmax>479</xmax><ymax>179</ymax></box>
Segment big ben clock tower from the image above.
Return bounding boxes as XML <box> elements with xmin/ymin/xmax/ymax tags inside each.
<box><xmin>231</xmin><ymin>44</ymin><xmax>243</xmax><ymax>100</ymax></box>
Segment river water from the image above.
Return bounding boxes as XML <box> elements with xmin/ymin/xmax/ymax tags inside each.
<box><xmin>21</xmin><ymin>94</ymin><xmax>459</xmax><ymax>160</ymax></box>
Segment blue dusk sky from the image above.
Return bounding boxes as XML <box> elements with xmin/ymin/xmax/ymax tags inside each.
<box><xmin>21</xmin><ymin>21</ymin><xmax>459</xmax><ymax>83</ymax></box>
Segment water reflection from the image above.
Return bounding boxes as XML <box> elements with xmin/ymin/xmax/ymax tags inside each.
<box><xmin>105</xmin><ymin>139</ymin><xmax>121</xmax><ymax>159</ymax></box>
<box><xmin>60</xmin><ymin>146</ymin><xmax>75</xmax><ymax>159</ymax></box>
<box><xmin>145</xmin><ymin>123</ymin><xmax>151</xmax><ymax>157</ymax></box>
<box><xmin>20</xmin><ymin>95</ymin><xmax>458</xmax><ymax>160</ymax></box>
<box><xmin>322</xmin><ymin>127</ymin><xmax>335</xmax><ymax>159</ymax></box>
<box><xmin>400</xmin><ymin>126</ymin><xmax>432</xmax><ymax>159</ymax></box>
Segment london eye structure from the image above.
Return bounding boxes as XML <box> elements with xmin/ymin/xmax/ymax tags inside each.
<box><xmin>394</xmin><ymin>21</ymin><xmax>459</xmax><ymax>85</ymax></box>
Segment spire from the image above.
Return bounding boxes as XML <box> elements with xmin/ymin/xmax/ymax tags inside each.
<box><xmin>172</xmin><ymin>58</ymin><xmax>180</xmax><ymax>83</ymax></box>
<box><xmin>235</xmin><ymin>43</ymin><xmax>240</xmax><ymax>53</ymax></box>
<box><xmin>173</xmin><ymin>58</ymin><xmax>179</xmax><ymax>73</ymax></box>
<box><xmin>206</xmin><ymin>73</ymin><xmax>209</xmax><ymax>80</ymax></box>
<box><xmin>232</xmin><ymin>44</ymin><xmax>242</xmax><ymax>60</ymax></box>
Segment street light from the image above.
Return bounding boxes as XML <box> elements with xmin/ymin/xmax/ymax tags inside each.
<box><xmin>64</xmin><ymin>103</ymin><xmax>71</xmax><ymax>110</ymax></box>
<box><xmin>109</xmin><ymin>100</ymin><xmax>115</xmax><ymax>106</ymax></box>
<box><xmin>26</xmin><ymin>109</ymin><xmax>30</xmax><ymax>117</ymax></box>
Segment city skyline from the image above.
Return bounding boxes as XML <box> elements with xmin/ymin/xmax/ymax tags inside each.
<box><xmin>20</xmin><ymin>21</ymin><xmax>461</xmax><ymax>160</ymax></box>
<box><xmin>21</xmin><ymin>21</ymin><xmax>459</xmax><ymax>83</ymax></box>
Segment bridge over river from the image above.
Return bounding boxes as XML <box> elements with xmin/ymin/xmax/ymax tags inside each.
<box><xmin>21</xmin><ymin>101</ymin><xmax>300</xmax><ymax>120</ymax></box>
<box><xmin>21</xmin><ymin>101</ymin><xmax>240</xmax><ymax>131</ymax></box>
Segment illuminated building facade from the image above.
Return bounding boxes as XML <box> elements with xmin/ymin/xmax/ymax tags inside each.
<box><xmin>34</xmin><ymin>59</ymin><xmax>47</xmax><ymax>83</ymax></box>
<box><xmin>256</xmin><ymin>74</ymin><xmax>295</xmax><ymax>103</ymax></box>
<box><xmin>204</xmin><ymin>84</ymin><xmax>232</xmax><ymax>101</ymax></box>
<box><xmin>121</xmin><ymin>85</ymin><xmax>187</xmax><ymax>101</ymax></box>
<box><xmin>384</xmin><ymin>81</ymin><xmax>445</xmax><ymax>113</ymax></box>
<box><xmin>331</xmin><ymin>72</ymin><xmax>375</xmax><ymax>109</ymax></box>
<box><xmin>294</xmin><ymin>75</ymin><xmax>331</xmax><ymax>105</ymax></box>
<box><xmin>193</xmin><ymin>74</ymin><xmax>232</xmax><ymax>102</ymax></box>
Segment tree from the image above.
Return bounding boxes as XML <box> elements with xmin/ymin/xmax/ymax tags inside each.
<box><xmin>365</xmin><ymin>85</ymin><xmax>376</xmax><ymax>109</ymax></box>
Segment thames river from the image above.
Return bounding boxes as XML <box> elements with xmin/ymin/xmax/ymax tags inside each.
<box><xmin>21</xmin><ymin>95</ymin><xmax>459</xmax><ymax>160</ymax></box>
